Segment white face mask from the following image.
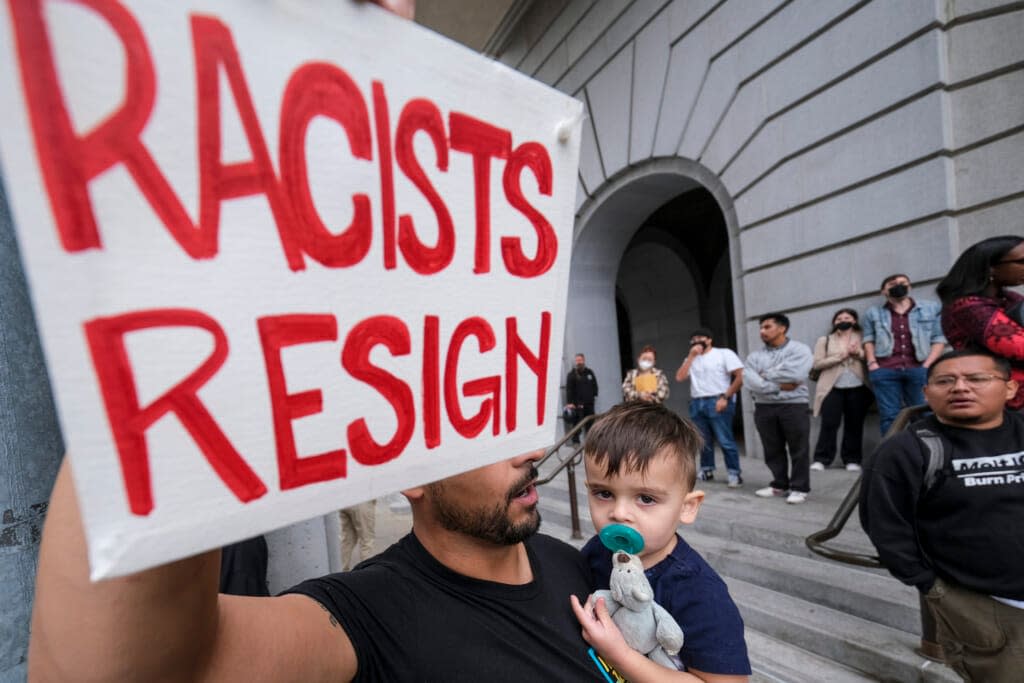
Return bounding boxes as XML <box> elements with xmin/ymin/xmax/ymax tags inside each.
<box><xmin>638</xmin><ymin>359</ymin><xmax>654</xmax><ymax>370</ymax></box>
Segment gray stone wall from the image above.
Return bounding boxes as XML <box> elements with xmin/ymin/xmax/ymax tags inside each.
<box><xmin>499</xmin><ymin>0</ymin><xmax>1024</xmax><ymax>456</ymax></box>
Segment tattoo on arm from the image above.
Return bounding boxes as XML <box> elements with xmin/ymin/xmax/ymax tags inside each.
<box><xmin>317</xmin><ymin>601</ymin><xmax>340</xmax><ymax>629</ymax></box>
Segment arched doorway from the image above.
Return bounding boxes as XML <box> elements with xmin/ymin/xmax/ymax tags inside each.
<box><xmin>615</xmin><ymin>186</ymin><xmax>735</xmax><ymax>420</ymax></box>
<box><xmin>564</xmin><ymin>158</ymin><xmax>750</xmax><ymax>453</ymax></box>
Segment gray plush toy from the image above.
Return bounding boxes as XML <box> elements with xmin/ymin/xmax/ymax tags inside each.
<box><xmin>591</xmin><ymin>549</ymin><xmax>685</xmax><ymax>670</ymax></box>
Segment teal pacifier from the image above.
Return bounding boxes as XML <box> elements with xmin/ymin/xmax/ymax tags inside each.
<box><xmin>599</xmin><ymin>524</ymin><xmax>644</xmax><ymax>554</ymax></box>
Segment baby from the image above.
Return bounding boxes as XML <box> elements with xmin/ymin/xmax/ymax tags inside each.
<box><xmin>571</xmin><ymin>402</ymin><xmax>751</xmax><ymax>682</ymax></box>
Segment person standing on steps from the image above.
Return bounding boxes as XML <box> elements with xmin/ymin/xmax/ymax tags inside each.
<box><xmin>810</xmin><ymin>309</ymin><xmax>873</xmax><ymax>473</ymax></box>
<box><xmin>937</xmin><ymin>235</ymin><xmax>1024</xmax><ymax>414</ymax></box>
<box><xmin>860</xmin><ymin>350</ymin><xmax>1024</xmax><ymax>681</ymax></box>
<box><xmin>339</xmin><ymin>499</ymin><xmax>377</xmax><ymax>571</ymax></box>
<box><xmin>675</xmin><ymin>328</ymin><xmax>745</xmax><ymax>488</ymax></box>
<box><xmin>566</xmin><ymin>353</ymin><xmax>599</xmax><ymax>445</ymax></box>
<box><xmin>744</xmin><ymin>313</ymin><xmax>814</xmax><ymax>505</ymax></box>
<box><xmin>623</xmin><ymin>345</ymin><xmax>670</xmax><ymax>405</ymax></box>
<box><xmin>862</xmin><ymin>274</ymin><xmax>946</xmax><ymax>435</ymax></box>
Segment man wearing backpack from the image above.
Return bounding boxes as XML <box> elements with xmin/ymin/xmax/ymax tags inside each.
<box><xmin>860</xmin><ymin>350</ymin><xmax>1024</xmax><ymax>681</ymax></box>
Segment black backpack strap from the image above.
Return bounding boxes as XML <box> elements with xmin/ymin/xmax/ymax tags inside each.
<box><xmin>914</xmin><ymin>427</ymin><xmax>946</xmax><ymax>493</ymax></box>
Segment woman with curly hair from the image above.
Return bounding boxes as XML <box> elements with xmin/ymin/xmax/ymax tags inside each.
<box><xmin>936</xmin><ymin>235</ymin><xmax>1024</xmax><ymax>411</ymax></box>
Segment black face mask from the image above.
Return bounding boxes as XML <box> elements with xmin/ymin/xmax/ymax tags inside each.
<box><xmin>887</xmin><ymin>283</ymin><xmax>909</xmax><ymax>299</ymax></box>
<box><xmin>834</xmin><ymin>322</ymin><xmax>855</xmax><ymax>331</ymax></box>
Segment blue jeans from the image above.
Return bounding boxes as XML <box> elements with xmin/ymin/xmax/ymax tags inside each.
<box><xmin>688</xmin><ymin>397</ymin><xmax>740</xmax><ymax>475</ymax></box>
<box><xmin>870</xmin><ymin>366</ymin><xmax>927</xmax><ymax>436</ymax></box>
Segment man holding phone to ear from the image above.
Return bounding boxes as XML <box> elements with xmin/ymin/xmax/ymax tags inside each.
<box><xmin>676</xmin><ymin>328</ymin><xmax>745</xmax><ymax>487</ymax></box>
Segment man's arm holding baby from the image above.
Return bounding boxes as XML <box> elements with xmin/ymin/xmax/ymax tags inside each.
<box><xmin>570</xmin><ymin>595</ymin><xmax>748</xmax><ymax>683</ymax></box>
<box><xmin>29</xmin><ymin>460</ymin><xmax>357</xmax><ymax>682</ymax></box>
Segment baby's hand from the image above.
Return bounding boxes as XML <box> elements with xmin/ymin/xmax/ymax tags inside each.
<box><xmin>570</xmin><ymin>594</ymin><xmax>631</xmax><ymax>662</ymax></box>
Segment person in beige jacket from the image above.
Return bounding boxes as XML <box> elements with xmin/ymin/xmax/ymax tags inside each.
<box><xmin>811</xmin><ymin>309</ymin><xmax>873</xmax><ymax>472</ymax></box>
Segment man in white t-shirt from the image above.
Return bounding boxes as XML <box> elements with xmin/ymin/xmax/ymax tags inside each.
<box><xmin>676</xmin><ymin>328</ymin><xmax>745</xmax><ymax>487</ymax></box>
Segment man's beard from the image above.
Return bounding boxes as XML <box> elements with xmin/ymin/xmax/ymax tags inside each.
<box><xmin>428</xmin><ymin>467</ymin><xmax>541</xmax><ymax>545</ymax></box>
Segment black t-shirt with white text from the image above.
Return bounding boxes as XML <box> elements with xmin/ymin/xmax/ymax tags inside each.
<box><xmin>285</xmin><ymin>532</ymin><xmax>604</xmax><ymax>681</ymax></box>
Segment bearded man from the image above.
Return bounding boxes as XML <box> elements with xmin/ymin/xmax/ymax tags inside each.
<box><xmin>30</xmin><ymin>451</ymin><xmax>607</xmax><ymax>681</ymax></box>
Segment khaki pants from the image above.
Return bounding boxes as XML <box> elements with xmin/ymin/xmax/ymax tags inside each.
<box><xmin>926</xmin><ymin>577</ymin><xmax>1024</xmax><ymax>682</ymax></box>
<box><xmin>339</xmin><ymin>500</ymin><xmax>376</xmax><ymax>570</ymax></box>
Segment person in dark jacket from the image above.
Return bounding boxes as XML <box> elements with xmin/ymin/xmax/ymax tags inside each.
<box><xmin>860</xmin><ymin>350</ymin><xmax>1024</xmax><ymax>681</ymax></box>
<box><xmin>565</xmin><ymin>353</ymin><xmax>598</xmax><ymax>445</ymax></box>
<box><xmin>219</xmin><ymin>535</ymin><xmax>270</xmax><ymax>597</ymax></box>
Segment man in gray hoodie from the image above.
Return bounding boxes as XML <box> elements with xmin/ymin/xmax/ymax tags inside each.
<box><xmin>744</xmin><ymin>312</ymin><xmax>814</xmax><ymax>504</ymax></box>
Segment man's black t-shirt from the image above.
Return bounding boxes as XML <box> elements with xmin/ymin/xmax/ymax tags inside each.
<box><xmin>285</xmin><ymin>532</ymin><xmax>603</xmax><ymax>681</ymax></box>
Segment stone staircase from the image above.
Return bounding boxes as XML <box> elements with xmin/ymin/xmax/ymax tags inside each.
<box><xmin>536</xmin><ymin>449</ymin><xmax>958</xmax><ymax>683</ymax></box>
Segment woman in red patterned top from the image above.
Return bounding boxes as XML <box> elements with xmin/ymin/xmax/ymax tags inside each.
<box><xmin>937</xmin><ymin>235</ymin><xmax>1024</xmax><ymax>411</ymax></box>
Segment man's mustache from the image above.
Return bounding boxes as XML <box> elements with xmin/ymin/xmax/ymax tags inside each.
<box><xmin>506</xmin><ymin>466</ymin><xmax>539</xmax><ymax>502</ymax></box>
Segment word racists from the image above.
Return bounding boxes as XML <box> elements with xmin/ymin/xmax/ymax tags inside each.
<box><xmin>8</xmin><ymin>0</ymin><xmax>558</xmax><ymax>277</ymax></box>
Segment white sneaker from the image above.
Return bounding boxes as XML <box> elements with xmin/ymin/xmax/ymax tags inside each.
<box><xmin>810</xmin><ymin>462</ymin><xmax>825</xmax><ymax>471</ymax></box>
<box><xmin>786</xmin><ymin>491</ymin><xmax>807</xmax><ymax>504</ymax></box>
<box><xmin>845</xmin><ymin>463</ymin><xmax>862</xmax><ymax>472</ymax></box>
<box><xmin>755</xmin><ymin>486</ymin><xmax>786</xmax><ymax>498</ymax></box>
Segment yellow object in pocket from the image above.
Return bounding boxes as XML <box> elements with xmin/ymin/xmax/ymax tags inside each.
<box><xmin>635</xmin><ymin>372</ymin><xmax>658</xmax><ymax>394</ymax></box>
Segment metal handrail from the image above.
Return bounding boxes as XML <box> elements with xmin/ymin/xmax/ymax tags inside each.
<box><xmin>534</xmin><ymin>413</ymin><xmax>596</xmax><ymax>540</ymax></box>
<box><xmin>804</xmin><ymin>404</ymin><xmax>931</xmax><ymax>566</ymax></box>
<box><xmin>535</xmin><ymin>413</ymin><xmax>594</xmax><ymax>478</ymax></box>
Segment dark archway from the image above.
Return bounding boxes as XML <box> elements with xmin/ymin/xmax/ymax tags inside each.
<box><xmin>614</xmin><ymin>186</ymin><xmax>737</xmax><ymax>420</ymax></box>
<box><xmin>564</xmin><ymin>158</ymin><xmax>751</xmax><ymax>459</ymax></box>
<box><xmin>615</xmin><ymin>291</ymin><xmax>633</xmax><ymax>380</ymax></box>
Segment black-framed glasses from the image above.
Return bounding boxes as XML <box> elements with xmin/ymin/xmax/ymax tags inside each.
<box><xmin>928</xmin><ymin>373</ymin><xmax>1010</xmax><ymax>390</ymax></box>
<box><xmin>996</xmin><ymin>258</ymin><xmax>1024</xmax><ymax>265</ymax></box>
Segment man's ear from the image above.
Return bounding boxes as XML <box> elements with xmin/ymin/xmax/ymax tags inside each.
<box><xmin>1005</xmin><ymin>379</ymin><xmax>1019</xmax><ymax>403</ymax></box>
<box><xmin>679</xmin><ymin>490</ymin><xmax>704</xmax><ymax>524</ymax></box>
<box><xmin>401</xmin><ymin>486</ymin><xmax>425</xmax><ymax>502</ymax></box>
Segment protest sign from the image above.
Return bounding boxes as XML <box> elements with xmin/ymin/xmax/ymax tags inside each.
<box><xmin>0</xmin><ymin>0</ymin><xmax>582</xmax><ymax>579</ymax></box>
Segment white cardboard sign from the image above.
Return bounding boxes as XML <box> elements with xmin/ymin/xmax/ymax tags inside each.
<box><xmin>0</xmin><ymin>0</ymin><xmax>582</xmax><ymax>579</ymax></box>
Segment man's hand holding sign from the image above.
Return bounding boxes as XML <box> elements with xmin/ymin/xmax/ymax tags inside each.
<box><xmin>0</xmin><ymin>0</ymin><xmax>600</xmax><ymax>680</ymax></box>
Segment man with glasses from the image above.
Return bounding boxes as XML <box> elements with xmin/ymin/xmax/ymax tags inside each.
<box><xmin>860</xmin><ymin>350</ymin><xmax>1024</xmax><ymax>681</ymax></box>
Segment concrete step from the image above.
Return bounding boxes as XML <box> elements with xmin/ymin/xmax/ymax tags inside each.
<box><xmin>745</xmin><ymin>629</ymin><xmax>877</xmax><ymax>683</ymax></box>
<box><xmin>539</xmin><ymin>467</ymin><xmax>886</xmax><ymax>569</ymax></box>
<box><xmin>686</xmin><ymin>529</ymin><xmax>921</xmax><ymax>634</ymax></box>
<box><xmin>727</xmin><ymin>578</ymin><xmax>959</xmax><ymax>683</ymax></box>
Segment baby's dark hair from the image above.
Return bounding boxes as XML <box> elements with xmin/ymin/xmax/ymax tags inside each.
<box><xmin>584</xmin><ymin>402</ymin><xmax>701</xmax><ymax>490</ymax></box>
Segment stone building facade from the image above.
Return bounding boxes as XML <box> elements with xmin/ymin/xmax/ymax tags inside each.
<box><xmin>491</xmin><ymin>0</ymin><xmax>1024</xmax><ymax>450</ymax></box>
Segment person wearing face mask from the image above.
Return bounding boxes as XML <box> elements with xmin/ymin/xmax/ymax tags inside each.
<box><xmin>565</xmin><ymin>353</ymin><xmax>599</xmax><ymax>444</ymax></box>
<box><xmin>675</xmin><ymin>328</ymin><xmax>745</xmax><ymax>486</ymax></box>
<box><xmin>622</xmin><ymin>345</ymin><xmax>669</xmax><ymax>404</ymax></box>
<box><xmin>937</xmin><ymin>235</ymin><xmax>1024</xmax><ymax>413</ymax></box>
<box><xmin>810</xmin><ymin>309</ymin><xmax>873</xmax><ymax>472</ymax></box>
<box><xmin>862</xmin><ymin>274</ymin><xmax>947</xmax><ymax>435</ymax></box>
